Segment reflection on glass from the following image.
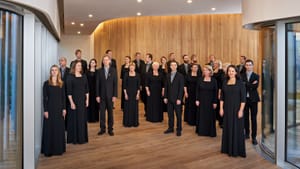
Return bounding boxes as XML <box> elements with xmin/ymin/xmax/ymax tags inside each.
<box><xmin>0</xmin><ymin>10</ymin><xmax>23</xmax><ymax>169</ymax></box>
<box><xmin>286</xmin><ymin>22</ymin><xmax>300</xmax><ymax>168</ymax></box>
<box><xmin>261</xmin><ymin>27</ymin><xmax>276</xmax><ymax>157</ymax></box>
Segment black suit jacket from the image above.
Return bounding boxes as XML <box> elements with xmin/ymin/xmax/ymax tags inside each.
<box><xmin>237</xmin><ymin>64</ymin><xmax>246</xmax><ymax>75</ymax></box>
<box><xmin>133</xmin><ymin>59</ymin><xmax>145</xmax><ymax>74</ymax></box>
<box><xmin>96</xmin><ymin>67</ymin><xmax>118</xmax><ymax>99</ymax></box>
<box><xmin>242</xmin><ymin>72</ymin><xmax>260</xmax><ymax>102</ymax></box>
<box><xmin>164</xmin><ymin>72</ymin><xmax>185</xmax><ymax>103</ymax></box>
<box><xmin>60</xmin><ymin>67</ymin><xmax>70</xmax><ymax>82</ymax></box>
<box><xmin>102</xmin><ymin>58</ymin><xmax>117</xmax><ymax>70</ymax></box>
<box><xmin>141</xmin><ymin>62</ymin><xmax>153</xmax><ymax>87</ymax></box>
<box><xmin>178</xmin><ymin>63</ymin><xmax>191</xmax><ymax>77</ymax></box>
<box><xmin>70</xmin><ymin>59</ymin><xmax>88</xmax><ymax>74</ymax></box>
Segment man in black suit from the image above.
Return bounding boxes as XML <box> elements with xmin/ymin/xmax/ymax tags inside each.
<box><xmin>59</xmin><ymin>57</ymin><xmax>70</xmax><ymax>130</ymax></box>
<box><xmin>166</xmin><ymin>52</ymin><xmax>179</xmax><ymax>73</ymax></box>
<box><xmin>102</xmin><ymin>49</ymin><xmax>117</xmax><ymax>70</ymax></box>
<box><xmin>242</xmin><ymin>59</ymin><xmax>260</xmax><ymax>145</ymax></box>
<box><xmin>178</xmin><ymin>54</ymin><xmax>191</xmax><ymax>77</ymax></box>
<box><xmin>237</xmin><ymin>55</ymin><xmax>247</xmax><ymax>75</ymax></box>
<box><xmin>96</xmin><ymin>55</ymin><xmax>118</xmax><ymax>136</ymax></box>
<box><xmin>164</xmin><ymin>61</ymin><xmax>184</xmax><ymax>136</ymax></box>
<box><xmin>141</xmin><ymin>53</ymin><xmax>153</xmax><ymax>116</ymax></box>
<box><xmin>133</xmin><ymin>52</ymin><xmax>145</xmax><ymax>74</ymax></box>
<box><xmin>70</xmin><ymin>49</ymin><xmax>88</xmax><ymax>74</ymax></box>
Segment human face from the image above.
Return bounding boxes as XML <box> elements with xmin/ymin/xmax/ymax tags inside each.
<box><xmin>90</xmin><ymin>60</ymin><xmax>96</xmax><ymax>68</ymax></box>
<box><xmin>183</xmin><ymin>55</ymin><xmax>189</xmax><ymax>63</ymax></box>
<box><xmin>103</xmin><ymin>56</ymin><xmax>111</xmax><ymax>67</ymax></box>
<box><xmin>203</xmin><ymin>67</ymin><xmax>211</xmax><ymax>77</ymax></box>
<box><xmin>59</xmin><ymin>58</ymin><xmax>66</xmax><ymax>67</ymax></box>
<box><xmin>170</xmin><ymin>62</ymin><xmax>177</xmax><ymax>72</ymax></box>
<box><xmin>161</xmin><ymin>57</ymin><xmax>167</xmax><ymax>64</ymax></box>
<box><xmin>240</xmin><ymin>56</ymin><xmax>246</xmax><ymax>64</ymax></box>
<box><xmin>51</xmin><ymin>66</ymin><xmax>59</xmax><ymax>77</ymax></box>
<box><xmin>245</xmin><ymin>61</ymin><xmax>253</xmax><ymax>72</ymax></box>
<box><xmin>145</xmin><ymin>55</ymin><xmax>151</xmax><ymax>63</ymax></box>
<box><xmin>169</xmin><ymin>53</ymin><xmax>175</xmax><ymax>60</ymax></box>
<box><xmin>125</xmin><ymin>57</ymin><xmax>130</xmax><ymax>64</ymax></box>
<box><xmin>76</xmin><ymin>51</ymin><xmax>82</xmax><ymax>59</ymax></box>
<box><xmin>209</xmin><ymin>55</ymin><xmax>215</xmax><ymax>61</ymax></box>
<box><xmin>152</xmin><ymin>63</ymin><xmax>159</xmax><ymax>71</ymax></box>
<box><xmin>227</xmin><ymin>66</ymin><xmax>237</xmax><ymax>79</ymax></box>
<box><xmin>107</xmin><ymin>51</ymin><xmax>113</xmax><ymax>58</ymax></box>
<box><xmin>135</xmin><ymin>53</ymin><xmax>141</xmax><ymax>60</ymax></box>
<box><xmin>75</xmin><ymin>62</ymin><xmax>82</xmax><ymax>73</ymax></box>
<box><xmin>129</xmin><ymin>65</ymin><xmax>135</xmax><ymax>72</ymax></box>
<box><xmin>191</xmin><ymin>65</ymin><xmax>198</xmax><ymax>73</ymax></box>
<box><xmin>213</xmin><ymin>61</ymin><xmax>219</xmax><ymax>70</ymax></box>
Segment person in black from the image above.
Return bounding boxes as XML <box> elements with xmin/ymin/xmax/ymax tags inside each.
<box><xmin>184</xmin><ymin>64</ymin><xmax>200</xmax><ymax>126</ymax></box>
<box><xmin>123</xmin><ymin>63</ymin><xmax>140</xmax><ymax>127</ymax></box>
<box><xmin>237</xmin><ymin>55</ymin><xmax>247</xmax><ymax>75</ymax></box>
<box><xmin>96</xmin><ymin>55</ymin><xmax>118</xmax><ymax>136</ymax></box>
<box><xmin>70</xmin><ymin>49</ymin><xmax>88</xmax><ymax>74</ymax></box>
<box><xmin>178</xmin><ymin>54</ymin><xmax>191</xmax><ymax>77</ymax></box>
<box><xmin>190</xmin><ymin>54</ymin><xmax>202</xmax><ymax>76</ymax></box>
<box><xmin>145</xmin><ymin>62</ymin><xmax>164</xmax><ymax>122</ymax></box>
<box><xmin>87</xmin><ymin>59</ymin><xmax>99</xmax><ymax>122</ymax></box>
<box><xmin>195</xmin><ymin>65</ymin><xmax>218</xmax><ymax>137</ymax></box>
<box><xmin>141</xmin><ymin>53</ymin><xmax>153</xmax><ymax>117</ymax></box>
<box><xmin>102</xmin><ymin>49</ymin><xmax>117</xmax><ymax>70</ymax></box>
<box><xmin>220</xmin><ymin>65</ymin><xmax>246</xmax><ymax>158</ymax></box>
<box><xmin>159</xmin><ymin>56</ymin><xmax>168</xmax><ymax>112</ymax></box>
<box><xmin>67</xmin><ymin>60</ymin><xmax>89</xmax><ymax>144</ymax></box>
<box><xmin>164</xmin><ymin>61</ymin><xmax>184</xmax><ymax>136</ymax></box>
<box><xmin>242</xmin><ymin>59</ymin><xmax>260</xmax><ymax>145</ymax></box>
<box><xmin>59</xmin><ymin>57</ymin><xmax>70</xmax><ymax>130</ymax></box>
<box><xmin>166</xmin><ymin>52</ymin><xmax>179</xmax><ymax>73</ymax></box>
<box><xmin>120</xmin><ymin>56</ymin><xmax>131</xmax><ymax>110</ymax></box>
<box><xmin>133</xmin><ymin>52</ymin><xmax>145</xmax><ymax>75</ymax></box>
<box><xmin>42</xmin><ymin>65</ymin><xmax>66</xmax><ymax>157</ymax></box>
<box><xmin>213</xmin><ymin>60</ymin><xmax>225</xmax><ymax>128</ymax></box>
<box><xmin>206</xmin><ymin>54</ymin><xmax>216</xmax><ymax>67</ymax></box>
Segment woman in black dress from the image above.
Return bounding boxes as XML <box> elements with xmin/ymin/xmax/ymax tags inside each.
<box><xmin>120</xmin><ymin>56</ymin><xmax>131</xmax><ymax>110</ymax></box>
<box><xmin>87</xmin><ymin>59</ymin><xmax>99</xmax><ymax>122</ymax></box>
<box><xmin>42</xmin><ymin>65</ymin><xmax>66</xmax><ymax>157</ymax></box>
<box><xmin>184</xmin><ymin>64</ymin><xmax>200</xmax><ymax>126</ymax></box>
<box><xmin>159</xmin><ymin>56</ymin><xmax>168</xmax><ymax>112</ymax></box>
<box><xmin>195</xmin><ymin>65</ymin><xmax>218</xmax><ymax>137</ymax></box>
<box><xmin>145</xmin><ymin>62</ymin><xmax>164</xmax><ymax>122</ymax></box>
<box><xmin>123</xmin><ymin>63</ymin><xmax>140</xmax><ymax>127</ymax></box>
<box><xmin>220</xmin><ymin>65</ymin><xmax>246</xmax><ymax>157</ymax></box>
<box><xmin>67</xmin><ymin>60</ymin><xmax>89</xmax><ymax>144</ymax></box>
<box><xmin>213</xmin><ymin>60</ymin><xmax>225</xmax><ymax>128</ymax></box>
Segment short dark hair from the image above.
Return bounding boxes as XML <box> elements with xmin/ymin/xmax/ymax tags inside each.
<box><xmin>170</xmin><ymin>60</ymin><xmax>178</xmax><ymax>66</ymax></box>
<box><xmin>105</xmin><ymin>49</ymin><xmax>112</xmax><ymax>54</ymax></box>
<box><xmin>245</xmin><ymin>59</ymin><xmax>254</xmax><ymax>65</ymax></box>
<box><xmin>146</xmin><ymin>53</ymin><xmax>153</xmax><ymax>60</ymax></box>
<box><xmin>125</xmin><ymin>55</ymin><xmax>131</xmax><ymax>61</ymax></box>
<box><xmin>75</xmin><ymin>49</ymin><xmax>82</xmax><ymax>55</ymax></box>
<box><xmin>182</xmin><ymin>54</ymin><xmax>188</xmax><ymax>59</ymax></box>
<box><xmin>135</xmin><ymin>52</ymin><xmax>141</xmax><ymax>56</ymax></box>
<box><xmin>241</xmin><ymin>55</ymin><xmax>247</xmax><ymax>60</ymax></box>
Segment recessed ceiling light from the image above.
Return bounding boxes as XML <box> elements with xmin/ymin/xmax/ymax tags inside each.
<box><xmin>88</xmin><ymin>14</ymin><xmax>93</xmax><ymax>18</ymax></box>
<box><xmin>187</xmin><ymin>0</ymin><xmax>192</xmax><ymax>4</ymax></box>
<box><xmin>137</xmin><ymin>0</ymin><xmax>142</xmax><ymax>3</ymax></box>
<box><xmin>77</xmin><ymin>31</ymin><xmax>81</xmax><ymax>34</ymax></box>
<box><xmin>80</xmin><ymin>23</ymin><xmax>84</xmax><ymax>27</ymax></box>
<box><xmin>71</xmin><ymin>22</ymin><xmax>75</xmax><ymax>25</ymax></box>
<box><xmin>137</xmin><ymin>12</ymin><xmax>142</xmax><ymax>16</ymax></box>
<box><xmin>211</xmin><ymin>7</ymin><xmax>216</xmax><ymax>11</ymax></box>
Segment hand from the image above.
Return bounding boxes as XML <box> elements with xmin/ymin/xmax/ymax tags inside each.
<box><xmin>218</xmin><ymin>93</ymin><xmax>221</xmax><ymax>100</ymax></box>
<box><xmin>238</xmin><ymin>110</ymin><xmax>243</xmax><ymax>119</ymax></box>
<box><xmin>219</xmin><ymin>109</ymin><xmax>224</xmax><ymax>117</ymax></box>
<box><xmin>161</xmin><ymin>91</ymin><xmax>164</xmax><ymax>97</ymax></box>
<box><xmin>136</xmin><ymin>94</ymin><xmax>139</xmax><ymax>100</ymax></box>
<box><xmin>96</xmin><ymin>97</ymin><xmax>101</xmax><ymax>103</ymax></box>
<box><xmin>252</xmin><ymin>80</ymin><xmax>258</xmax><ymax>84</ymax></box>
<box><xmin>176</xmin><ymin>99</ymin><xmax>181</xmax><ymax>105</ymax></box>
<box><xmin>195</xmin><ymin>100</ymin><xmax>200</xmax><ymax>106</ymax></box>
<box><xmin>146</xmin><ymin>90</ymin><xmax>150</xmax><ymax>96</ymax></box>
<box><xmin>164</xmin><ymin>98</ymin><xmax>168</xmax><ymax>104</ymax></box>
<box><xmin>112</xmin><ymin>97</ymin><xmax>116</xmax><ymax>102</ymax></box>
<box><xmin>86</xmin><ymin>99</ymin><xmax>89</xmax><ymax>107</ymax></box>
<box><xmin>44</xmin><ymin>112</ymin><xmax>49</xmax><ymax>119</ymax></box>
<box><xmin>213</xmin><ymin>104</ymin><xmax>217</xmax><ymax>109</ymax></box>
<box><xmin>125</xmin><ymin>94</ymin><xmax>129</xmax><ymax>100</ymax></box>
<box><xmin>62</xmin><ymin>110</ymin><xmax>66</xmax><ymax>119</ymax></box>
<box><xmin>185</xmin><ymin>92</ymin><xmax>188</xmax><ymax>98</ymax></box>
<box><xmin>71</xmin><ymin>103</ymin><xmax>76</xmax><ymax>110</ymax></box>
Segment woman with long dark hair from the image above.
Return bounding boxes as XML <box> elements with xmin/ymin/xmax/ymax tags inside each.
<box><xmin>87</xmin><ymin>59</ymin><xmax>99</xmax><ymax>122</ymax></box>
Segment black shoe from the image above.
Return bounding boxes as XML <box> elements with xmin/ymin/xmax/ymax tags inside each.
<box><xmin>245</xmin><ymin>135</ymin><xmax>250</xmax><ymax>139</ymax></box>
<box><xmin>252</xmin><ymin>138</ymin><xmax>258</xmax><ymax>145</ymax></box>
<box><xmin>97</xmin><ymin>130</ymin><xmax>105</xmax><ymax>135</ymax></box>
<box><xmin>164</xmin><ymin>128</ymin><xmax>174</xmax><ymax>134</ymax></box>
<box><xmin>108</xmin><ymin>131</ymin><xmax>114</xmax><ymax>136</ymax></box>
<box><xmin>176</xmin><ymin>131</ymin><xmax>181</xmax><ymax>136</ymax></box>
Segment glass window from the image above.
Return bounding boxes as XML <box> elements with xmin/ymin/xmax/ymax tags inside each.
<box><xmin>286</xmin><ymin>22</ymin><xmax>300</xmax><ymax>168</ymax></box>
<box><xmin>261</xmin><ymin>26</ymin><xmax>276</xmax><ymax>157</ymax></box>
<box><xmin>0</xmin><ymin>10</ymin><xmax>23</xmax><ymax>169</ymax></box>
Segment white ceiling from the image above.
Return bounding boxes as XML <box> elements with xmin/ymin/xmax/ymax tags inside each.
<box><xmin>64</xmin><ymin>0</ymin><xmax>242</xmax><ymax>35</ymax></box>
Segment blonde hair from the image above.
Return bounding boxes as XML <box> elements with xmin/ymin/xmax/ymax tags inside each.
<box><xmin>48</xmin><ymin>65</ymin><xmax>63</xmax><ymax>88</ymax></box>
<box><xmin>203</xmin><ymin>65</ymin><xmax>213</xmax><ymax>76</ymax></box>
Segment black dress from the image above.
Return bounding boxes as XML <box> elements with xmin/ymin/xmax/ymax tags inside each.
<box><xmin>87</xmin><ymin>70</ymin><xmax>99</xmax><ymax>122</ymax></box>
<box><xmin>41</xmin><ymin>81</ymin><xmax>66</xmax><ymax>156</ymax></box>
<box><xmin>184</xmin><ymin>74</ymin><xmax>199</xmax><ymax>126</ymax></box>
<box><xmin>123</xmin><ymin>73</ymin><xmax>140</xmax><ymax>127</ymax></box>
<box><xmin>221</xmin><ymin>79</ymin><xmax>246</xmax><ymax>157</ymax></box>
<box><xmin>145</xmin><ymin>72</ymin><xmax>164</xmax><ymax>122</ymax></box>
<box><xmin>213</xmin><ymin>69</ymin><xmax>225</xmax><ymax>126</ymax></box>
<box><xmin>66</xmin><ymin>74</ymin><xmax>89</xmax><ymax>144</ymax></box>
<box><xmin>159</xmin><ymin>65</ymin><xmax>168</xmax><ymax>112</ymax></box>
<box><xmin>196</xmin><ymin>77</ymin><xmax>218</xmax><ymax>137</ymax></box>
<box><xmin>120</xmin><ymin>65</ymin><xmax>129</xmax><ymax>110</ymax></box>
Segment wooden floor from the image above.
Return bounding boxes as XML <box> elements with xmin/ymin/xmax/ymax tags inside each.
<box><xmin>37</xmin><ymin>101</ymin><xmax>280</xmax><ymax>169</ymax></box>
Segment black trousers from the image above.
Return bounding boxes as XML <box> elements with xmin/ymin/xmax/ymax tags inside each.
<box><xmin>167</xmin><ymin>102</ymin><xmax>182</xmax><ymax>132</ymax></box>
<box><xmin>99</xmin><ymin>97</ymin><xmax>114</xmax><ymax>131</ymax></box>
<box><xmin>244</xmin><ymin>98</ymin><xmax>258</xmax><ymax>139</ymax></box>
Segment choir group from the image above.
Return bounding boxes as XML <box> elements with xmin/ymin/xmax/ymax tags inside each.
<box><xmin>41</xmin><ymin>49</ymin><xmax>260</xmax><ymax>159</ymax></box>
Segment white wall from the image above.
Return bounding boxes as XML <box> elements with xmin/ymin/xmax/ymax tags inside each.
<box><xmin>58</xmin><ymin>34</ymin><xmax>94</xmax><ymax>66</ymax></box>
<box><xmin>242</xmin><ymin>0</ymin><xmax>300</xmax><ymax>26</ymax></box>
